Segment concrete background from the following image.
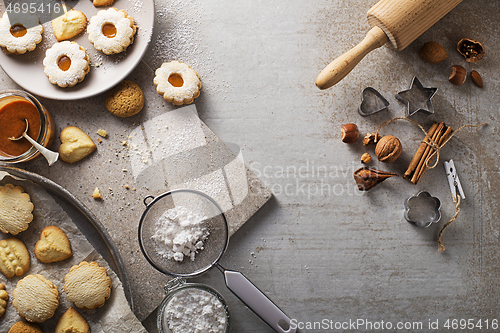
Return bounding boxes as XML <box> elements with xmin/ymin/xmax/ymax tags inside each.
<box><xmin>1</xmin><ymin>0</ymin><xmax>499</xmax><ymax>332</ymax></box>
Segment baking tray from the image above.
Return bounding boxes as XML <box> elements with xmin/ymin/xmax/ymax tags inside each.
<box><xmin>0</xmin><ymin>165</ymin><xmax>132</xmax><ymax>309</ymax></box>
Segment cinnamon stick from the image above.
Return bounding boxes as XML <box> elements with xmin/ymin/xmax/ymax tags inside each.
<box><xmin>403</xmin><ymin>122</ymin><xmax>439</xmax><ymax>179</ymax></box>
<box><xmin>410</xmin><ymin>122</ymin><xmax>445</xmax><ymax>184</ymax></box>
<box><xmin>414</xmin><ymin>126</ymin><xmax>453</xmax><ymax>184</ymax></box>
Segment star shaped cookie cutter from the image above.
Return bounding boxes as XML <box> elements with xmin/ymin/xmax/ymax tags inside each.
<box><xmin>395</xmin><ymin>77</ymin><xmax>437</xmax><ymax>117</ymax></box>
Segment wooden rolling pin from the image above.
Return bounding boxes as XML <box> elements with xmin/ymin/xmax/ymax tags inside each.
<box><xmin>316</xmin><ymin>0</ymin><xmax>463</xmax><ymax>89</ymax></box>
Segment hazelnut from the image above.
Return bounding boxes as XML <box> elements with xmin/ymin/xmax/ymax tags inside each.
<box><xmin>471</xmin><ymin>70</ymin><xmax>483</xmax><ymax>88</ymax></box>
<box><xmin>361</xmin><ymin>153</ymin><xmax>372</xmax><ymax>164</ymax></box>
<box><xmin>375</xmin><ymin>135</ymin><xmax>402</xmax><ymax>163</ymax></box>
<box><xmin>363</xmin><ymin>132</ymin><xmax>381</xmax><ymax>146</ymax></box>
<box><xmin>341</xmin><ymin>123</ymin><xmax>359</xmax><ymax>144</ymax></box>
<box><xmin>419</xmin><ymin>41</ymin><xmax>448</xmax><ymax>64</ymax></box>
<box><xmin>457</xmin><ymin>38</ymin><xmax>485</xmax><ymax>63</ymax></box>
<box><xmin>449</xmin><ymin>65</ymin><xmax>466</xmax><ymax>86</ymax></box>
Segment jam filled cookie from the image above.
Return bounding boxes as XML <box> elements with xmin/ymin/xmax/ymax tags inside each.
<box><xmin>87</xmin><ymin>8</ymin><xmax>137</xmax><ymax>55</ymax></box>
<box><xmin>43</xmin><ymin>41</ymin><xmax>90</xmax><ymax>88</ymax></box>
<box><xmin>153</xmin><ymin>61</ymin><xmax>201</xmax><ymax>105</ymax></box>
<box><xmin>0</xmin><ymin>12</ymin><xmax>43</xmax><ymax>54</ymax></box>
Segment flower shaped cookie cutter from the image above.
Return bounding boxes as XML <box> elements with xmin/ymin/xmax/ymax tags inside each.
<box><xmin>404</xmin><ymin>191</ymin><xmax>441</xmax><ymax>228</ymax></box>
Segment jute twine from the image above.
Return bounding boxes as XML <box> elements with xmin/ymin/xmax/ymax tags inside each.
<box><xmin>374</xmin><ymin>117</ymin><xmax>487</xmax><ymax>170</ymax></box>
<box><xmin>437</xmin><ymin>195</ymin><xmax>461</xmax><ymax>252</ymax></box>
<box><xmin>374</xmin><ymin>117</ymin><xmax>487</xmax><ymax>251</ymax></box>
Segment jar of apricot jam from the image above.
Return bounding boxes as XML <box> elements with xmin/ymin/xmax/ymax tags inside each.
<box><xmin>0</xmin><ymin>90</ymin><xmax>55</xmax><ymax>163</ymax></box>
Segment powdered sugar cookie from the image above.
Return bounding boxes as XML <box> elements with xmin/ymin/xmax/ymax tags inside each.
<box><xmin>153</xmin><ymin>61</ymin><xmax>201</xmax><ymax>105</ymax></box>
<box><xmin>0</xmin><ymin>184</ymin><xmax>34</xmax><ymax>235</ymax></box>
<box><xmin>0</xmin><ymin>12</ymin><xmax>43</xmax><ymax>54</ymax></box>
<box><xmin>87</xmin><ymin>8</ymin><xmax>137</xmax><ymax>55</ymax></box>
<box><xmin>43</xmin><ymin>41</ymin><xmax>90</xmax><ymax>88</ymax></box>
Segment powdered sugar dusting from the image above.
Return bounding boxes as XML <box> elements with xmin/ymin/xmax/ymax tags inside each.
<box><xmin>151</xmin><ymin>206</ymin><xmax>209</xmax><ymax>262</ymax></box>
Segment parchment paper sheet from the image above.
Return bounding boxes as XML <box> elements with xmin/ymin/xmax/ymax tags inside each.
<box><xmin>0</xmin><ymin>171</ymin><xmax>147</xmax><ymax>332</ymax></box>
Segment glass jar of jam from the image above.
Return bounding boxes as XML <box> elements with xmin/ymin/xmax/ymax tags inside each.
<box><xmin>0</xmin><ymin>90</ymin><xmax>55</xmax><ymax>164</ymax></box>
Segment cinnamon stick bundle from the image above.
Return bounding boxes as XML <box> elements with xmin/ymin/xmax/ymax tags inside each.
<box><xmin>403</xmin><ymin>122</ymin><xmax>453</xmax><ymax>184</ymax></box>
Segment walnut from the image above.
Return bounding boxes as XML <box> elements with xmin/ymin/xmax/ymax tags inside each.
<box><xmin>375</xmin><ymin>135</ymin><xmax>402</xmax><ymax>163</ymax></box>
<box><xmin>363</xmin><ymin>132</ymin><xmax>381</xmax><ymax>146</ymax></box>
<box><xmin>457</xmin><ymin>38</ymin><xmax>484</xmax><ymax>63</ymax></box>
<box><xmin>361</xmin><ymin>153</ymin><xmax>372</xmax><ymax>164</ymax></box>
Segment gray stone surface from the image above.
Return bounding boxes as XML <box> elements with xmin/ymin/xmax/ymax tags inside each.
<box><xmin>1</xmin><ymin>0</ymin><xmax>499</xmax><ymax>332</ymax></box>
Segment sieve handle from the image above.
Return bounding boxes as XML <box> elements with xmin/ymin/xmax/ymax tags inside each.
<box><xmin>223</xmin><ymin>269</ymin><xmax>296</xmax><ymax>333</ymax></box>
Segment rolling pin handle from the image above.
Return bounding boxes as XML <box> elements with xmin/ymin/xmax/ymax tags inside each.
<box><xmin>315</xmin><ymin>26</ymin><xmax>389</xmax><ymax>89</ymax></box>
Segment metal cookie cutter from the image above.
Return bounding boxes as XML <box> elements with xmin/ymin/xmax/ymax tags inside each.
<box><xmin>444</xmin><ymin>159</ymin><xmax>465</xmax><ymax>201</ymax></box>
<box><xmin>404</xmin><ymin>191</ymin><xmax>442</xmax><ymax>228</ymax></box>
<box><xmin>395</xmin><ymin>77</ymin><xmax>437</xmax><ymax>117</ymax></box>
<box><xmin>358</xmin><ymin>87</ymin><xmax>390</xmax><ymax>116</ymax></box>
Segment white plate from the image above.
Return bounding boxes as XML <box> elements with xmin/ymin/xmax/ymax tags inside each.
<box><xmin>0</xmin><ymin>0</ymin><xmax>154</xmax><ymax>100</ymax></box>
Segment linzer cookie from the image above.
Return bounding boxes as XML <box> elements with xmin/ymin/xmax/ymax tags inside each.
<box><xmin>87</xmin><ymin>8</ymin><xmax>137</xmax><ymax>55</ymax></box>
<box><xmin>43</xmin><ymin>41</ymin><xmax>90</xmax><ymax>88</ymax></box>
<box><xmin>0</xmin><ymin>184</ymin><xmax>34</xmax><ymax>235</ymax></box>
<box><xmin>0</xmin><ymin>238</ymin><xmax>30</xmax><ymax>278</ymax></box>
<box><xmin>0</xmin><ymin>12</ymin><xmax>43</xmax><ymax>55</ymax></box>
<box><xmin>154</xmin><ymin>61</ymin><xmax>201</xmax><ymax>105</ymax></box>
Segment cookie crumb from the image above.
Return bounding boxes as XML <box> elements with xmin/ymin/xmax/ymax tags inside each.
<box><xmin>92</xmin><ymin>188</ymin><xmax>103</xmax><ymax>200</ymax></box>
<box><xmin>97</xmin><ymin>129</ymin><xmax>108</xmax><ymax>137</ymax></box>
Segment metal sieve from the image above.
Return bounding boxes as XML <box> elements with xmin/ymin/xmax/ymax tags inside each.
<box><xmin>138</xmin><ymin>189</ymin><xmax>295</xmax><ymax>333</ymax></box>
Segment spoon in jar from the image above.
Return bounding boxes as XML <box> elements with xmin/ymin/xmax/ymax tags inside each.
<box><xmin>9</xmin><ymin>119</ymin><xmax>59</xmax><ymax>166</ymax></box>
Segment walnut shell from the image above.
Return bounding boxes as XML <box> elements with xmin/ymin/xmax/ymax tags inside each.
<box><xmin>457</xmin><ymin>38</ymin><xmax>484</xmax><ymax>63</ymax></box>
<box><xmin>375</xmin><ymin>135</ymin><xmax>402</xmax><ymax>163</ymax></box>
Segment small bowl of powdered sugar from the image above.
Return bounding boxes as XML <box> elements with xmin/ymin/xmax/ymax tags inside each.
<box><xmin>157</xmin><ymin>279</ymin><xmax>230</xmax><ymax>333</ymax></box>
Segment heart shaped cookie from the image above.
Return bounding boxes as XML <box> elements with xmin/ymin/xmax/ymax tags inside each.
<box><xmin>52</xmin><ymin>6</ymin><xmax>87</xmax><ymax>42</ymax></box>
<box><xmin>58</xmin><ymin>126</ymin><xmax>96</xmax><ymax>163</ymax></box>
<box><xmin>35</xmin><ymin>226</ymin><xmax>72</xmax><ymax>263</ymax></box>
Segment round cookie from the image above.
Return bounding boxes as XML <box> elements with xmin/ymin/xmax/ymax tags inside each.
<box><xmin>105</xmin><ymin>80</ymin><xmax>144</xmax><ymax>117</ymax></box>
<box><xmin>13</xmin><ymin>274</ymin><xmax>59</xmax><ymax>323</ymax></box>
<box><xmin>0</xmin><ymin>12</ymin><xmax>43</xmax><ymax>55</ymax></box>
<box><xmin>0</xmin><ymin>184</ymin><xmax>34</xmax><ymax>235</ymax></box>
<box><xmin>87</xmin><ymin>7</ymin><xmax>137</xmax><ymax>55</ymax></box>
<box><xmin>8</xmin><ymin>321</ymin><xmax>43</xmax><ymax>333</ymax></box>
<box><xmin>43</xmin><ymin>41</ymin><xmax>90</xmax><ymax>88</ymax></box>
<box><xmin>153</xmin><ymin>61</ymin><xmax>201</xmax><ymax>105</ymax></box>
<box><xmin>64</xmin><ymin>261</ymin><xmax>111</xmax><ymax>310</ymax></box>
